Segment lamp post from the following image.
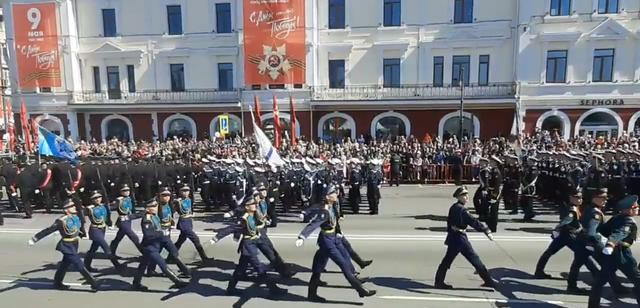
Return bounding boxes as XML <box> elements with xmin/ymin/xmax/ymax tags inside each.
<box><xmin>459</xmin><ymin>67</ymin><xmax>465</xmax><ymax>146</ymax></box>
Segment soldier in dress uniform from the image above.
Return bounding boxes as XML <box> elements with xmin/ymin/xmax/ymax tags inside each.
<box><xmin>533</xmin><ymin>187</ymin><xmax>599</xmax><ymax>294</ymax></box>
<box><xmin>567</xmin><ymin>187</ymin><xmax>628</xmax><ymax>295</ymax></box>
<box><xmin>295</xmin><ymin>184</ymin><xmax>376</xmax><ymax>302</ymax></box>
<box><xmin>348</xmin><ymin>159</ymin><xmax>363</xmax><ymax>214</ymax></box>
<box><xmin>588</xmin><ymin>194</ymin><xmax>640</xmax><ymax>307</ymax></box>
<box><xmin>254</xmin><ymin>184</ymin><xmax>295</xmax><ymax>278</ymax></box>
<box><xmin>171</xmin><ymin>185</ymin><xmax>213</xmax><ymax>263</ymax></box>
<box><xmin>486</xmin><ymin>156</ymin><xmax>503</xmax><ymax>232</ymax></box>
<box><xmin>146</xmin><ymin>187</ymin><xmax>191</xmax><ymax>278</ymax></box>
<box><xmin>520</xmin><ymin>157</ymin><xmax>539</xmax><ymax>222</ymax></box>
<box><xmin>434</xmin><ymin>186</ymin><xmax>496</xmax><ymax>289</ymax></box>
<box><xmin>473</xmin><ymin>157</ymin><xmax>491</xmax><ymax>222</ymax></box>
<box><xmin>502</xmin><ymin>155</ymin><xmax>521</xmax><ymax>214</ymax></box>
<box><xmin>366</xmin><ymin>159</ymin><xmax>383</xmax><ymax>215</ymax></box>
<box><xmin>29</xmin><ymin>199</ymin><xmax>100</xmax><ymax>291</ymax></box>
<box><xmin>83</xmin><ymin>190</ymin><xmax>123</xmax><ymax>272</ymax></box>
<box><xmin>390</xmin><ymin>153</ymin><xmax>401</xmax><ymax>187</ymax></box>
<box><xmin>226</xmin><ymin>196</ymin><xmax>288</xmax><ymax>297</ymax></box>
<box><xmin>131</xmin><ymin>200</ymin><xmax>189</xmax><ymax>291</ymax></box>
<box><xmin>110</xmin><ymin>184</ymin><xmax>144</xmax><ymax>258</ymax></box>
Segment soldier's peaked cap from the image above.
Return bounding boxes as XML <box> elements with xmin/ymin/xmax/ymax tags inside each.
<box><xmin>618</xmin><ymin>195</ymin><xmax>639</xmax><ymax>210</ymax></box>
<box><xmin>453</xmin><ymin>186</ymin><xmax>469</xmax><ymax>198</ymax></box>
<box><xmin>63</xmin><ymin>198</ymin><xmax>75</xmax><ymax>209</ymax></box>
<box><xmin>323</xmin><ymin>184</ymin><xmax>337</xmax><ymax>196</ymax></box>
<box><xmin>90</xmin><ymin>190</ymin><xmax>102</xmax><ymax>199</ymax></box>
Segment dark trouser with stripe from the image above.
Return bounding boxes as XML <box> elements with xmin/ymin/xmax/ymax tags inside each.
<box><xmin>435</xmin><ymin>236</ymin><xmax>492</xmax><ymax>285</ymax></box>
<box><xmin>110</xmin><ymin>219</ymin><xmax>143</xmax><ymax>255</ymax></box>
<box><xmin>588</xmin><ymin>249</ymin><xmax>640</xmax><ymax>308</ymax></box>
<box><xmin>85</xmin><ymin>227</ymin><xmax>120</xmax><ymax>269</ymax></box>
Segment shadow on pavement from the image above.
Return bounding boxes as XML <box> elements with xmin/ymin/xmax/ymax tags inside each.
<box><xmin>489</xmin><ymin>267</ymin><xmax>572</xmax><ymax>307</ymax></box>
<box><xmin>504</xmin><ymin>227</ymin><xmax>552</xmax><ymax>235</ymax></box>
<box><xmin>0</xmin><ymin>277</ymin><xmax>97</xmax><ymax>293</ymax></box>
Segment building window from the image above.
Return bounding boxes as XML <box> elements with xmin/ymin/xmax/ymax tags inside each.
<box><xmin>546</xmin><ymin>50</ymin><xmax>567</xmax><ymax>83</ymax></box>
<box><xmin>478</xmin><ymin>55</ymin><xmax>489</xmax><ymax>86</ymax></box>
<box><xmin>170</xmin><ymin>64</ymin><xmax>185</xmax><ymax>91</ymax></box>
<box><xmin>167</xmin><ymin>5</ymin><xmax>183</xmax><ymax>35</ymax></box>
<box><xmin>93</xmin><ymin>66</ymin><xmax>101</xmax><ymax>93</ymax></box>
<box><xmin>218</xmin><ymin>63</ymin><xmax>233</xmax><ymax>91</ymax></box>
<box><xmin>550</xmin><ymin>0</ymin><xmax>571</xmax><ymax>16</ymax></box>
<box><xmin>452</xmin><ymin>55</ymin><xmax>470</xmax><ymax>86</ymax></box>
<box><xmin>166</xmin><ymin>117</ymin><xmax>194</xmax><ymax>140</ymax></box>
<box><xmin>383</xmin><ymin>58</ymin><xmax>401</xmax><ymax>88</ymax></box>
<box><xmin>383</xmin><ymin>0</ymin><xmax>401</xmax><ymax>27</ymax></box>
<box><xmin>454</xmin><ymin>0</ymin><xmax>473</xmax><ymax>24</ymax></box>
<box><xmin>127</xmin><ymin>65</ymin><xmax>136</xmax><ymax>93</ymax></box>
<box><xmin>216</xmin><ymin>3</ymin><xmax>232</xmax><ymax>33</ymax></box>
<box><xmin>329</xmin><ymin>59</ymin><xmax>345</xmax><ymax>89</ymax></box>
<box><xmin>102</xmin><ymin>9</ymin><xmax>117</xmax><ymax>37</ymax></box>
<box><xmin>593</xmin><ymin>49</ymin><xmax>614</xmax><ymax>82</ymax></box>
<box><xmin>329</xmin><ymin>0</ymin><xmax>345</xmax><ymax>29</ymax></box>
<box><xmin>107</xmin><ymin>66</ymin><xmax>121</xmax><ymax>99</ymax></box>
<box><xmin>374</xmin><ymin>116</ymin><xmax>407</xmax><ymax>139</ymax></box>
<box><xmin>322</xmin><ymin>117</ymin><xmax>353</xmax><ymax>143</ymax></box>
<box><xmin>433</xmin><ymin>56</ymin><xmax>444</xmax><ymax>87</ymax></box>
<box><xmin>105</xmin><ymin>118</ymin><xmax>131</xmax><ymax>142</ymax></box>
<box><xmin>598</xmin><ymin>0</ymin><xmax>618</xmax><ymax>14</ymax></box>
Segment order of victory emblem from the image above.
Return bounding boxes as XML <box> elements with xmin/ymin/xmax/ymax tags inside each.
<box><xmin>257</xmin><ymin>45</ymin><xmax>292</xmax><ymax>81</ymax></box>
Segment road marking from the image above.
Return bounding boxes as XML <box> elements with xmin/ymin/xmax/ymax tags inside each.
<box><xmin>0</xmin><ymin>228</ymin><xmax>552</xmax><ymax>242</ymax></box>
<box><xmin>378</xmin><ymin>295</ymin><xmax>564</xmax><ymax>305</ymax></box>
<box><xmin>0</xmin><ymin>279</ymin><xmax>85</xmax><ymax>287</ymax></box>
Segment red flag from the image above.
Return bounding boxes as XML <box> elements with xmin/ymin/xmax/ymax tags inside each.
<box><xmin>272</xmin><ymin>96</ymin><xmax>281</xmax><ymax>149</ymax></box>
<box><xmin>289</xmin><ymin>96</ymin><xmax>297</xmax><ymax>146</ymax></box>
<box><xmin>20</xmin><ymin>100</ymin><xmax>32</xmax><ymax>153</ymax></box>
<box><xmin>254</xmin><ymin>96</ymin><xmax>262</xmax><ymax>128</ymax></box>
<box><xmin>6</xmin><ymin>100</ymin><xmax>15</xmax><ymax>153</ymax></box>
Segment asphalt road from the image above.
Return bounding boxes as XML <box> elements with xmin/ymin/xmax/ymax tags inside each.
<box><xmin>0</xmin><ymin>185</ymin><xmax>638</xmax><ymax>308</ymax></box>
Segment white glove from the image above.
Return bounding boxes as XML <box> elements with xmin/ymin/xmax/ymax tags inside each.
<box><xmin>34</xmin><ymin>189</ymin><xmax>40</xmax><ymax>194</ymax></box>
<box><xmin>210</xmin><ymin>233</ymin><xmax>219</xmax><ymax>244</ymax></box>
<box><xmin>586</xmin><ymin>246</ymin><xmax>595</xmax><ymax>252</ymax></box>
<box><xmin>299</xmin><ymin>213</ymin><xmax>305</xmax><ymax>221</ymax></box>
<box><xmin>602</xmin><ymin>246</ymin><xmax>614</xmax><ymax>255</ymax></box>
<box><xmin>269</xmin><ymin>198</ymin><xmax>275</xmax><ymax>203</ymax></box>
<box><xmin>551</xmin><ymin>231</ymin><xmax>560</xmax><ymax>239</ymax></box>
<box><xmin>108</xmin><ymin>226</ymin><xmax>115</xmax><ymax>231</ymax></box>
<box><xmin>295</xmin><ymin>239</ymin><xmax>304</xmax><ymax>247</ymax></box>
<box><xmin>224</xmin><ymin>212</ymin><xmax>232</xmax><ymax>219</ymax></box>
<box><xmin>28</xmin><ymin>239</ymin><xmax>35</xmax><ymax>246</ymax></box>
<box><xmin>486</xmin><ymin>233</ymin><xmax>494</xmax><ymax>241</ymax></box>
<box><xmin>290</xmin><ymin>183</ymin><xmax>295</xmax><ymax>187</ymax></box>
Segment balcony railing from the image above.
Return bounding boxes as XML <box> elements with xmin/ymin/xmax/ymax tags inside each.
<box><xmin>311</xmin><ymin>83</ymin><xmax>517</xmax><ymax>101</ymax></box>
<box><xmin>72</xmin><ymin>89</ymin><xmax>241</xmax><ymax>104</ymax></box>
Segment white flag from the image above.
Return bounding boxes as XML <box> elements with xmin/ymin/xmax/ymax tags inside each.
<box><xmin>253</xmin><ymin>121</ymin><xmax>284</xmax><ymax>167</ymax></box>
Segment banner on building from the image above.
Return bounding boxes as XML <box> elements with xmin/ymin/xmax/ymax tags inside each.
<box><xmin>243</xmin><ymin>0</ymin><xmax>306</xmax><ymax>86</ymax></box>
<box><xmin>12</xmin><ymin>2</ymin><xmax>61</xmax><ymax>89</ymax></box>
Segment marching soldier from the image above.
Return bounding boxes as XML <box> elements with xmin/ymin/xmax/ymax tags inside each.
<box><xmin>146</xmin><ymin>187</ymin><xmax>191</xmax><ymax>277</ymax></box>
<box><xmin>588</xmin><ymin>194</ymin><xmax>640</xmax><ymax>307</ymax></box>
<box><xmin>296</xmin><ymin>185</ymin><xmax>376</xmax><ymax>302</ymax></box>
<box><xmin>131</xmin><ymin>200</ymin><xmax>189</xmax><ymax>291</ymax></box>
<box><xmin>83</xmin><ymin>191</ymin><xmax>123</xmax><ymax>272</ymax></box>
<box><xmin>366</xmin><ymin>160</ymin><xmax>383</xmax><ymax>215</ymax></box>
<box><xmin>473</xmin><ymin>158</ymin><xmax>491</xmax><ymax>222</ymax></box>
<box><xmin>435</xmin><ymin>186</ymin><xmax>496</xmax><ymax>289</ymax></box>
<box><xmin>533</xmin><ymin>187</ymin><xmax>599</xmax><ymax>294</ymax></box>
<box><xmin>172</xmin><ymin>185</ymin><xmax>213</xmax><ymax>263</ymax></box>
<box><xmin>486</xmin><ymin>156</ymin><xmax>503</xmax><ymax>232</ymax></box>
<box><xmin>28</xmin><ymin>199</ymin><xmax>100</xmax><ymax>291</ymax></box>
<box><xmin>110</xmin><ymin>184</ymin><xmax>144</xmax><ymax>258</ymax></box>
<box><xmin>502</xmin><ymin>156</ymin><xmax>520</xmax><ymax>214</ymax></box>
<box><xmin>226</xmin><ymin>196</ymin><xmax>288</xmax><ymax>297</ymax></box>
<box><xmin>254</xmin><ymin>184</ymin><xmax>294</xmax><ymax>278</ymax></box>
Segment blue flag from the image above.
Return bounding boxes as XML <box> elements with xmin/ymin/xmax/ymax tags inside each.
<box><xmin>38</xmin><ymin>126</ymin><xmax>77</xmax><ymax>161</ymax></box>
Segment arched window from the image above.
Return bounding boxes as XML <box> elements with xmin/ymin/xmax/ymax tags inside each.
<box><xmin>370</xmin><ymin>111</ymin><xmax>410</xmax><ymax>140</ymax></box>
<box><xmin>578</xmin><ymin>112</ymin><xmax>620</xmax><ymax>138</ymax></box>
<box><xmin>438</xmin><ymin>111</ymin><xmax>480</xmax><ymax>140</ymax></box>
<box><xmin>261</xmin><ymin>112</ymin><xmax>301</xmax><ymax>140</ymax></box>
<box><xmin>35</xmin><ymin>114</ymin><xmax>65</xmax><ymax>137</ymax></box>
<box><xmin>211</xmin><ymin>114</ymin><xmax>242</xmax><ymax>138</ymax></box>
<box><xmin>536</xmin><ymin>110</ymin><xmax>571</xmax><ymax>139</ymax></box>
<box><xmin>106</xmin><ymin>119</ymin><xmax>131</xmax><ymax>141</ymax></box>
<box><xmin>163</xmin><ymin>114</ymin><xmax>196</xmax><ymax>140</ymax></box>
<box><xmin>101</xmin><ymin>115</ymin><xmax>134</xmax><ymax>142</ymax></box>
<box><xmin>318</xmin><ymin>112</ymin><xmax>356</xmax><ymax>143</ymax></box>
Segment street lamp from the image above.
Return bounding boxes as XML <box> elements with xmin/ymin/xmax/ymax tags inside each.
<box><xmin>459</xmin><ymin>67</ymin><xmax>465</xmax><ymax>146</ymax></box>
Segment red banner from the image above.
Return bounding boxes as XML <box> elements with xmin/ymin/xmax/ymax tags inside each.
<box><xmin>12</xmin><ymin>2</ymin><xmax>61</xmax><ymax>89</ymax></box>
<box><xmin>243</xmin><ymin>0</ymin><xmax>306</xmax><ymax>85</ymax></box>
